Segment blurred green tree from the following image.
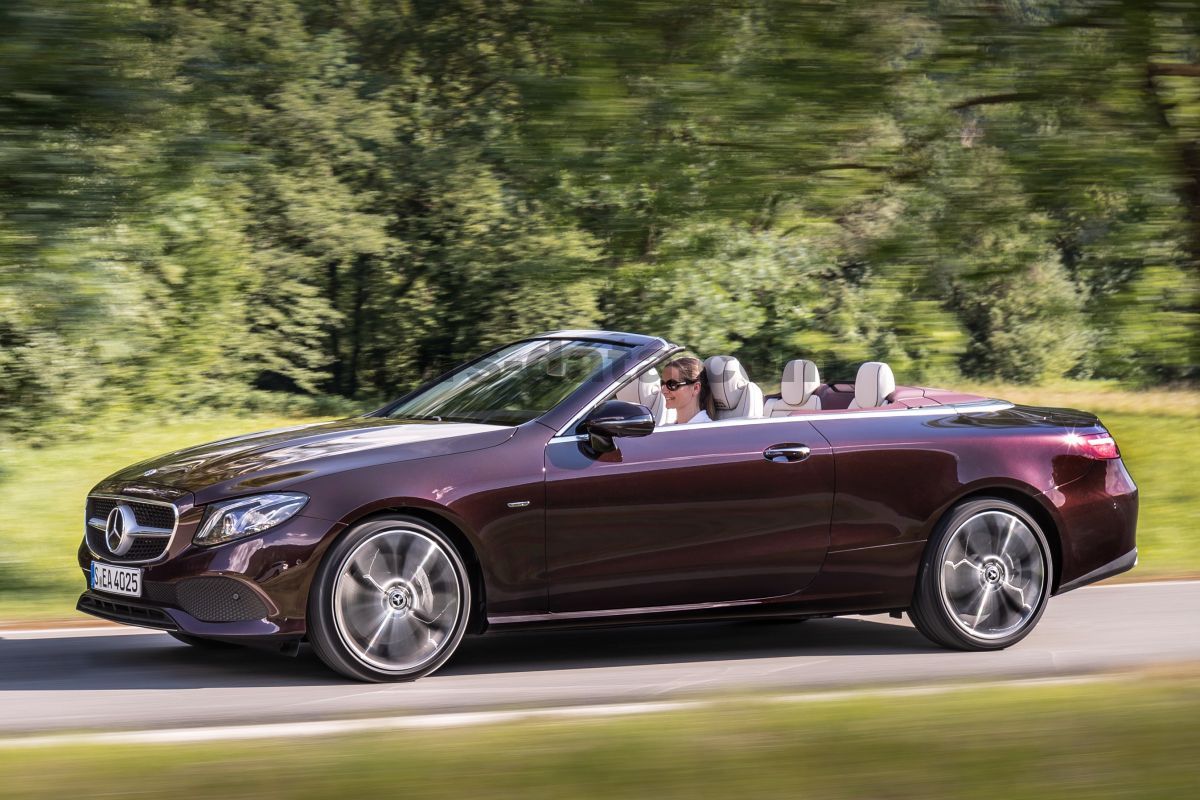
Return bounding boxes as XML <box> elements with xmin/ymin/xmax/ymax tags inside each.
<box><xmin>1</xmin><ymin>0</ymin><xmax>1196</xmax><ymax>440</ymax></box>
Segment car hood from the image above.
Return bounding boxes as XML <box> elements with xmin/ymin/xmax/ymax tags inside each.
<box><xmin>100</xmin><ymin>417</ymin><xmax>516</xmax><ymax>496</ymax></box>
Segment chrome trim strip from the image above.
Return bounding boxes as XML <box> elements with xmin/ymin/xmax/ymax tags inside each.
<box><xmin>490</xmin><ymin>597</ymin><xmax>762</xmax><ymax>626</ymax></box>
<box><xmin>547</xmin><ymin>401</ymin><xmax>1015</xmax><ymax>445</ymax></box>
<box><xmin>552</xmin><ymin>343</ymin><xmax>682</xmax><ymax>437</ymax></box>
<box><xmin>86</xmin><ymin>516</ymin><xmax>171</xmax><ymax>536</ymax></box>
<box><xmin>84</xmin><ymin>493</ymin><xmax>180</xmax><ymax>565</ymax></box>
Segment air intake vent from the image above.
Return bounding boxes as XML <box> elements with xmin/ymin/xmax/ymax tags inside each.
<box><xmin>176</xmin><ymin>577</ymin><xmax>269</xmax><ymax>622</ymax></box>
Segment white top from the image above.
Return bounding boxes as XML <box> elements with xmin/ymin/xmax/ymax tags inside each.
<box><xmin>677</xmin><ymin>409</ymin><xmax>711</xmax><ymax>425</ymax></box>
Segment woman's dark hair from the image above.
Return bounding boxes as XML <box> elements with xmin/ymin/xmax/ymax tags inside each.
<box><xmin>664</xmin><ymin>356</ymin><xmax>716</xmax><ymax>419</ymax></box>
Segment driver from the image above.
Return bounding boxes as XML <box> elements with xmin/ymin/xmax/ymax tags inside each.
<box><xmin>661</xmin><ymin>357</ymin><xmax>715</xmax><ymax>424</ymax></box>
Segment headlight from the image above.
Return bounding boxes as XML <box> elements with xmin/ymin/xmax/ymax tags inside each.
<box><xmin>193</xmin><ymin>493</ymin><xmax>308</xmax><ymax>546</ymax></box>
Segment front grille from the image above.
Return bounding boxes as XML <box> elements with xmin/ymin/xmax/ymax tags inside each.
<box><xmin>176</xmin><ymin>577</ymin><xmax>268</xmax><ymax>622</ymax></box>
<box><xmin>88</xmin><ymin>497</ymin><xmax>175</xmax><ymax>529</ymax></box>
<box><xmin>85</xmin><ymin>495</ymin><xmax>177</xmax><ymax>564</ymax></box>
<box><xmin>77</xmin><ymin>593</ymin><xmax>178</xmax><ymax>630</ymax></box>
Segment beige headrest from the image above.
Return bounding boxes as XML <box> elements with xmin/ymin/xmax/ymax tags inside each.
<box><xmin>781</xmin><ymin>360</ymin><xmax>820</xmax><ymax>406</ymax></box>
<box><xmin>616</xmin><ymin>367</ymin><xmax>661</xmax><ymax>408</ymax></box>
<box><xmin>854</xmin><ymin>361</ymin><xmax>896</xmax><ymax>408</ymax></box>
<box><xmin>704</xmin><ymin>355</ymin><xmax>750</xmax><ymax>410</ymax></box>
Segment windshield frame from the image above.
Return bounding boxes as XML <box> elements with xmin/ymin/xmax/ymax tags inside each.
<box><xmin>371</xmin><ymin>334</ymin><xmax>672</xmax><ymax>429</ymax></box>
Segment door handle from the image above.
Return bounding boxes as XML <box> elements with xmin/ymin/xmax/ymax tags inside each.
<box><xmin>763</xmin><ymin>444</ymin><xmax>811</xmax><ymax>463</ymax></box>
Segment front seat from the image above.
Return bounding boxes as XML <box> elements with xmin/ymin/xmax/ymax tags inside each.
<box><xmin>615</xmin><ymin>367</ymin><xmax>670</xmax><ymax>425</ymax></box>
<box><xmin>764</xmin><ymin>359</ymin><xmax>822</xmax><ymax>417</ymax></box>
<box><xmin>848</xmin><ymin>361</ymin><xmax>896</xmax><ymax>409</ymax></box>
<box><xmin>703</xmin><ymin>355</ymin><xmax>764</xmax><ymax>420</ymax></box>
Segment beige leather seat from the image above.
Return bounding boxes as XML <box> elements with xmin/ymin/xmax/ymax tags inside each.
<box><xmin>703</xmin><ymin>356</ymin><xmax>764</xmax><ymax>420</ymax></box>
<box><xmin>764</xmin><ymin>359</ymin><xmax>822</xmax><ymax>417</ymax></box>
<box><xmin>848</xmin><ymin>361</ymin><xmax>896</xmax><ymax>409</ymax></box>
<box><xmin>615</xmin><ymin>367</ymin><xmax>670</xmax><ymax>425</ymax></box>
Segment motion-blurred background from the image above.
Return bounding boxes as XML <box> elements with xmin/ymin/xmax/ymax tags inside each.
<box><xmin>3</xmin><ymin>0</ymin><xmax>1197</xmax><ymax>430</ymax></box>
<box><xmin>4</xmin><ymin>0</ymin><xmax>1195</xmax><ymax>611</ymax></box>
<box><xmin>1</xmin><ymin>2</ymin><xmax>1198</xmax><ymax>795</ymax></box>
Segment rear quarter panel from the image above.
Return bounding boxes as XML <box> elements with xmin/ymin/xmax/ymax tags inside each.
<box><xmin>796</xmin><ymin>404</ymin><xmax>1133</xmax><ymax>612</ymax></box>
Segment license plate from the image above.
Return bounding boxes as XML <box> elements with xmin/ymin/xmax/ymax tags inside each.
<box><xmin>91</xmin><ymin>561</ymin><xmax>142</xmax><ymax>598</ymax></box>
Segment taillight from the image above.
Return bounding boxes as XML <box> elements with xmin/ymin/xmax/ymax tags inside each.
<box><xmin>1069</xmin><ymin>431</ymin><xmax>1120</xmax><ymax>459</ymax></box>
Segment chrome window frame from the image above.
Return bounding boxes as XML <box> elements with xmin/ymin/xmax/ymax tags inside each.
<box><xmin>550</xmin><ymin>342</ymin><xmax>682</xmax><ymax>437</ymax></box>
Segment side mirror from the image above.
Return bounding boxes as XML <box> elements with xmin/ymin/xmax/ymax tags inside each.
<box><xmin>580</xmin><ymin>400</ymin><xmax>655</xmax><ymax>454</ymax></box>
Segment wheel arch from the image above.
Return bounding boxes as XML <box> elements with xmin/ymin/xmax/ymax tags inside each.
<box><xmin>321</xmin><ymin>504</ymin><xmax>489</xmax><ymax>634</ymax></box>
<box><xmin>940</xmin><ymin>486</ymin><xmax>1064</xmax><ymax>594</ymax></box>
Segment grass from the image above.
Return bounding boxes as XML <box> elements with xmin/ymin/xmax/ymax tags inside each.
<box><xmin>1</xmin><ymin>670</ymin><xmax>1197</xmax><ymax>798</ymax></box>
<box><xmin>0</xmin><ymin>382</ymin><xmax>1195</xmax><ymax>622</ymax></box>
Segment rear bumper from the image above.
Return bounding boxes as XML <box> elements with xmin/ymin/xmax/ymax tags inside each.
<box><xmin>1051</xmin><ymin>457</ymin><xmax>1138</xmax><ymax>591</ymax></box>
<box><xmin>1056</xmin><ymin>547</ymin><xmax>1137</xmax><ymax>594</ymax></box>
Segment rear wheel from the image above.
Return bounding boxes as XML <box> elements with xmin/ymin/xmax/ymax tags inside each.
<box><xmin>308</xmin><ymin>516</ymin><xmax>471</xmax><ymax>682</ymax></box>
<box><xmin>910</xmin><ymin>498</ymin><xmax>1051</xmax><ymax>651</ymax></box>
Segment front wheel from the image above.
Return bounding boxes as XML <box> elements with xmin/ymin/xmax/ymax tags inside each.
<box><xmin>910</xmin><ymin>498</ymin><xmax>1052</xmax><ymax>651</ymax></box>
<box><xmin>308</xmin><ymin>516</ymin><xmax>472</xmax><ymax>682</ymax></box>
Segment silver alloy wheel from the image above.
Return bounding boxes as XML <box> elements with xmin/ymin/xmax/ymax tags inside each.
<box><xmin>331</xmin><ymin>525</ymin><xmax>464</xmax><ymax>674</ymax></box>
<box><xmin>937</xmin><ymin>510</ymin><xmax>1047</xmax><ymax>640</ymax></box>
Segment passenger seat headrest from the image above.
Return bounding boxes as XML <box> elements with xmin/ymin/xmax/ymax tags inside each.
<box><xmin>781</xmin><ymin>359</ymin><xmax>820</xmax><ymax>406</ymax></box>
<box><xmin>616</xmin><ymin>367</ymin><xmax>661</xmax><ymax>408</ymax></box>
<box><xmin>704</xmin><ymin>355</ymin><xmax>750</xmax><ymax>410</ymax></box>
<box><xmin>854</xmin><ymin>361</ymin><xmax>896</xmax><ymax>408</ymax></box>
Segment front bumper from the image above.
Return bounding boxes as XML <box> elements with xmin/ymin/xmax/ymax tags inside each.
<box><xmin>77</xmin><ymin>513</ymin><xmax>343</xmax><ymax>641</ymax></box>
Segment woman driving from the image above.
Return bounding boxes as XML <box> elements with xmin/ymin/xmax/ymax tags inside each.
<box><xmin>661</xmin><ymin>356</ymin><xmax>715</xmax><ymax>424</ymax></box>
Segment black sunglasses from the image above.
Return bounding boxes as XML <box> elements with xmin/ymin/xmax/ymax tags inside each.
<box><xmin>660</xmin><ymin>378</ymin><xmax>698</xmax><ymax>391</ymax></box>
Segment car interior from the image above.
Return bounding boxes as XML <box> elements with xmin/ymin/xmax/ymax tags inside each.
<box><xmin>610</xmin><ymin>353</ymin><xmax>985</xmax><ymax>426</ymax></box>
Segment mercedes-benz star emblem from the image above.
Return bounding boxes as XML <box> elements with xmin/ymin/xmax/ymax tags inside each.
<box><xmin>105</xmin><ymin>504</ymin><xmax>139</xmax><ymax>556</ymax></box>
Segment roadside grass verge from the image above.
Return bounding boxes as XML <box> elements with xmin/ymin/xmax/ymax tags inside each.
<box><xmin>0</xmin><ymin>381</ymin><xmax>1194</xmax><ymax>622</ymax></box>
<box><xmin>0</xmin><ymin>671</ymin><xmax>1197</xmax><ymax>798</ymax></box>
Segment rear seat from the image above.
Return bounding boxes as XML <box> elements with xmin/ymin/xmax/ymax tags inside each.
<box><xmin>847</xmin><ymin>361</ymin><xmax>896</xmax><ymax>409</ymax></box>
<box><xmin>764</xmin><ymin>359</ymin><xmax>822</xmax><ymax>416</ymax></box>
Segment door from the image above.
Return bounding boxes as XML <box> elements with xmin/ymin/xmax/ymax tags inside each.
<box><xmin>544</xmin><ymin>419</ymin><xmax>834</xmax><ymax>613</ymax></box>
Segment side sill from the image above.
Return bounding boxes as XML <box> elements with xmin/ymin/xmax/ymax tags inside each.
<box><xmin>1055</xmin><ymin>547</ymin><xmax>1138</xmax><ymax>595</ymax></box>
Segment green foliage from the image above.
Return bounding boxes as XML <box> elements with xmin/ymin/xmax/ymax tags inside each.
<box><xmin>0</xmin><ymin>0</ymin><xmax>1197</xmax><ymax>440</ymax></box>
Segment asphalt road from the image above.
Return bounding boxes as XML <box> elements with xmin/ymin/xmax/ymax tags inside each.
<box><xmin>1</xmin><ymin>581</ymin><xmax>1197</xmax><ymax>735</ymax></box>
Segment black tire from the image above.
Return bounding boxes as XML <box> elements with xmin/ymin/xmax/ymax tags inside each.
<box><xmin>910</xmin><ymin>498</ymin><xmax>1052</xmax><ymax>651</ymax></box>
<box><xmin>167</xmin><ymin>631</ymin><xmax>240</xmax><ymax>649</ymax></box>
<box><xmin>307</xmin><ymin>515</ymin><xmax>472</xmax><ymax>682</ymax></box>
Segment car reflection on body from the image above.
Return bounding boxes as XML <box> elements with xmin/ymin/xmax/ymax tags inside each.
<box><xmin>77</xmin><ymin>331</ymin><xmax>1138</xmax><ymax>681</ymax></box>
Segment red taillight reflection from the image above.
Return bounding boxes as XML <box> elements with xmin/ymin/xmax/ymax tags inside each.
<box><xmin>1073</xmin><ymin>431</ymin><xmax>1120</xmax><ymax>459</ymax></box>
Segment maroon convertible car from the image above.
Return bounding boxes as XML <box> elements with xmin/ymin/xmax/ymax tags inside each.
<box><xmin>78</xmin><ymin>331</ymin><xmax>1138</xmax><ymax>681</ymax></box>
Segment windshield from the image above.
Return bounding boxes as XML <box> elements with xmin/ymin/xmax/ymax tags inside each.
<box><xmin>385</xmin><ymin>339</ymin><xmax>634</xmax><ymax>426</ymax></box>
